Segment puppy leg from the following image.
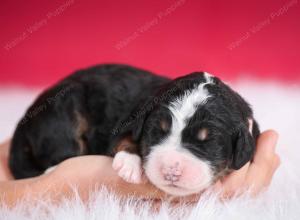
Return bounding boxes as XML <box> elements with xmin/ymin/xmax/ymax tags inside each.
<box><xmin>9</xmin><ymin>82</ymin><xmax>89</xmax><ymax>179</ymax></box>
<box><xmin>112</xmin><ymin>151</ymin><xmax>142</xmax><ymax>184</ymax></box>
<box><xmin>112</xmin><ymin>137</ymin><xmax>142</xmax><ymax>184</ymax></box>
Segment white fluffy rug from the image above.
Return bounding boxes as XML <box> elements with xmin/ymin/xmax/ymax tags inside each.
<box><xmin>0</xmin><ymin>80</ymin><xmax>300</xmax><ymax>220</ymax></box>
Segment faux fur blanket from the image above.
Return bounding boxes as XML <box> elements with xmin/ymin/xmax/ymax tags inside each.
<box><xmin>0</xmin><ymin>80</ymin><xmax>299</xmax><ymax>220</ymax></box>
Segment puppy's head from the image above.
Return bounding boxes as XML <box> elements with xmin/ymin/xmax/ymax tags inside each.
<box><xmin>132</xmin><ymin>72</ymin><xmax>259</xmax><ymax>196</ymax></box>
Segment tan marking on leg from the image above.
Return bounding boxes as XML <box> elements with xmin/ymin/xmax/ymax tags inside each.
<box><xmin>74</xmin><ymin>111</ymin><xmax>89</xmax><ymax>155</ymax></box>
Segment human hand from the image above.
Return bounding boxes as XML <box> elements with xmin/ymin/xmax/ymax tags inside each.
<box><xmin>47</xmin><ymin>130</ymin><xmax>280</xmax><ymax>203</ymax></box>
<box><xmin>0</xmin><ymin>130</ymin><xmax>280</xmax><ymax>208</ymax></box>
<box><xmin>46</xmin><ymin>155</ymin><xmax>166</xmax><ymax>202</ymax></box>
<box><xmin>211</xmin><ymin>130</ymin><xmax>280</xmax><ymax>199</ymax></box>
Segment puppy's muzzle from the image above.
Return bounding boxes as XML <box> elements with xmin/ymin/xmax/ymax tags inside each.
<box><xmin>162</xmin><ymin>161</ymin><xmax>182</xmax><ymax>182</ymax></box>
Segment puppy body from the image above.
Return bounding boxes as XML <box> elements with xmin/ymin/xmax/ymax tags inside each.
<box><xmin>9</xmin><ymin>64</ymin><xmax>169</xmax><ymax>178</ymax></box>
<box><xmin>9</xmin><ymin>64</ymin><xmax>259</xmax><ymax>196</ymax></box>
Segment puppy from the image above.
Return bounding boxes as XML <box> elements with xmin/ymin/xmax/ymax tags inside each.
<box><xmin>9</xmin><ymin>64</ymin><xmax>259</xmax><ymax>196</ymax></box>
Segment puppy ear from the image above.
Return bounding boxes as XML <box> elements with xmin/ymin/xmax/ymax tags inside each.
<box><xmin>231</xmin><ymin>121</ymin><xmax>256</xmax><ymax>169</ymax></box>
<box><xmin>111</xmin><ymin>98</ymin><xmax>152</xmax><ymax>146</ymax></box>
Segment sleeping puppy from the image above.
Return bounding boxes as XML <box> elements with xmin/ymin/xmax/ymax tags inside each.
<box><xmin>9</xmin><ymin>64</ymin><xmax>259</xmax><ymax>196</ymax></box>
<box><xmin>112</xmin><ymin>72</ymin><xmax>260</xmax><ymax>196</ymax></box>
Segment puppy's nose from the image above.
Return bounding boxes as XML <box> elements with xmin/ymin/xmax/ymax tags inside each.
<box><xmin>162</xmin><ymin>162</ymin><xmax>182</xmax><ymax>182</ymax></box>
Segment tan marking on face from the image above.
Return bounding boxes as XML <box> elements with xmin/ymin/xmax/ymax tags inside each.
<box><xmin>160</xmin><ymin>120</ymin><xmax>170</xmax><ymax>132</ymax></box>
<box><xmin>248</xmin><ymin>118</ymin><xmax>253</xmax><ymax>135</ymax></box>
<box><xmin>198</xmin><ymin>128</ymin><xmax>208</xmax><ymax>141</ymax></box>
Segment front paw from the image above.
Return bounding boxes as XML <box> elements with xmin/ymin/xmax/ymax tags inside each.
<box><xmin>112</xmin><ymin>151</ymin><xmax>142</xmax><ymax>184</ymax></box>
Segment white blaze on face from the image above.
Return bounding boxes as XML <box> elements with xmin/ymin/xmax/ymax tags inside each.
<box><xmin>144</xmin><ymin>72</ymin><xmax>215</xmax><ymax>196</ymax></box>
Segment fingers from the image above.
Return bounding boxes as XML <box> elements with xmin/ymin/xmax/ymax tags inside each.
<box><xmin>244</xmin><ymin>130</ymin><xmax>280</xmax><ymax>196</ymax></box>
<box><xmin>247</xmin><ymin>130</ymin><xmax>279</xmax><ymax>180</ymax></box>
<box><xmin>215</xmin><ymin>130</ymin><xmax>280</xmax><ymax>200</ymax></box>
<box><xmin>0</xmin><ymin>139</ymin><xmax>14</xmax><ymax>181</ymax></box>
<box><xmin>272</xmin><ymin>154</ymin><xmax>281</xmax><ymax>170</ymax></box>
<box><xmin>216</xmin><ymin>162</ymin><xmax>250</xmax><ymax>197</ymax></box>
<box><xmin>222</xmin><ymin>162</ymin><xmax>250</xmax><ymax>185</ymax></box>
<box><xmin>253</xmin><ymin>130</ymin><xmax>278</xmax><ymax>165</ymax></box>
<box><xmin>263</xmin><ymin>153</ymin><xmax>280</xmax><ymax>187</ymax></box>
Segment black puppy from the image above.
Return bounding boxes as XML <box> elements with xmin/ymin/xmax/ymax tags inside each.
<box><xmin>9</xmin><ymin>64</ymin><xmax>259</xmax><ymax>196</ymax></box>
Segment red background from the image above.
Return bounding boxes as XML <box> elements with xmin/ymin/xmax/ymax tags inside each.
<box><xmin>0</xmin><ymin>0</ymin><xmax>299</xmax><ymax>87</ymax></box>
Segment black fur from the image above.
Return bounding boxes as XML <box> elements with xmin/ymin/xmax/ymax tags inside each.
<box><xmin>119</xmin><ymin>72</ymin><xmax>260</xmax><ymax>178</ymax></box>
<box><xmin>9</xmin><ymin>64</ymin><xmax>259</xmax><ymax>181</ymax></box>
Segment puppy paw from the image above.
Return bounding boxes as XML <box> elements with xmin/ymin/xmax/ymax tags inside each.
<box><xmin>112</xmin><ymin>151</ymin><xmax>142</xmax><ymax>184</ymax></box>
